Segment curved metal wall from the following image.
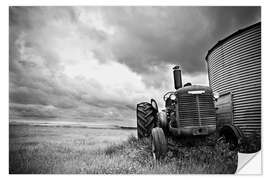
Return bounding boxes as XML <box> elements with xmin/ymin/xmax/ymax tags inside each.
<box><xmin>205</xmin><ymin>23</ymin><xmax>261</xmax><ymax>136</ymax></box>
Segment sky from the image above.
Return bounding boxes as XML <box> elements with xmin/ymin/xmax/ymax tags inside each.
<box><xmin>9</xmin><ymin>6</ymin><xmax>260</xmax><ymax>126</ymax></box>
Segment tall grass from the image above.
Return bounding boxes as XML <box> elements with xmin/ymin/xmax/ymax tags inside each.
<box><xmin>238</xmin><ymin>132</ymin><xmax>261</xmax><ymax>153</ymax></box>
<box><xmin>97</xmin><ymin>134</ymin><xmax>237</xmax><ymax>174</ymax></box>
<box><xmin>9</xmin><ymin>125</ymin><xmax>237</xmax><ymax>174</ymax></box>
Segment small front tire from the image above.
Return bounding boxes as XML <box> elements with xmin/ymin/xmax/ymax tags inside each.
<box><xmin>151</xmin><ymin>127</ymin><xmax>168</xmax><ymax>159</ymax></box>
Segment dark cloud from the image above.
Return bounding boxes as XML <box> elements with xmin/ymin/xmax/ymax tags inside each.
<box><xmin>9</xmin><ymin>7</ymin><xmax>260</xmax><ymax>124</ymax></box>
<box><xmin>100</xmin><ymin>6</ymin><xmax>260</xmax><ymax>74</ymax></box>
<box><xmin>10</xmin><ymin>103</ymin><xmax>58</xmax><ymax>119</ymax></box>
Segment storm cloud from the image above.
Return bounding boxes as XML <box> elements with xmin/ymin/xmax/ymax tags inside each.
<box><xmin>9</xmin><ymin>6</ymin><xmax>260</xmax><ymax>125</ymax></box>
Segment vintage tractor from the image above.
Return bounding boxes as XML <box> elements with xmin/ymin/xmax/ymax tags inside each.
<box><xmin>137</xmin><ymin>66</ymin><xmax>242</xmax><ymax>159</ymax></box>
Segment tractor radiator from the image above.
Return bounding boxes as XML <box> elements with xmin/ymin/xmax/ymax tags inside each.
<box><xmin>178</xmin><ymin>94</ymin><xmax>216</xmax><ymax>127</ymax></box>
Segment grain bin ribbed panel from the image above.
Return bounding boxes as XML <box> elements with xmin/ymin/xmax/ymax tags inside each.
<box><xmin>205</xmin><ymin>22</ymin><xmax>261</xmax><ymax>136</ymax></box>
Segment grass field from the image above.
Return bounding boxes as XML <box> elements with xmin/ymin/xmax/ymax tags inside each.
<box><xmin>9</xmin><ymin>124</ymin><xmax>237</xmax><ymax>174</ymax></box>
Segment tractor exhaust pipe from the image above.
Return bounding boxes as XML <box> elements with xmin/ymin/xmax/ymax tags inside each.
<box><xmin>173</xmin><ymin>66</ymin><xmax>182</xmax><ymax>90</ymax></box>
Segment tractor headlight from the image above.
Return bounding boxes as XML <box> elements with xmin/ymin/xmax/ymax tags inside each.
<box><xmin>213</xmin><ymin>92</ymin><xmax>220</xmax><ymax>99</ymax></box>
<box><xmin>170</xmin><ymin>94</ymin><xmax>176</xmax><ymax>100</ymax></box>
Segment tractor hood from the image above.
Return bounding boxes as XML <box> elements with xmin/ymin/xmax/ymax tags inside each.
<box><xmin>175</xmin><ymin>85</ymin><xmax>213</xmax><ymax>95</ymax></box>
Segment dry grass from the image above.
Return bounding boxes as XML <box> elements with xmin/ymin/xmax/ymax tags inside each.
<box><xmin>9</xmin><ymin>125</ymin><xmax>237</xmax><ymax>174</ymax></box>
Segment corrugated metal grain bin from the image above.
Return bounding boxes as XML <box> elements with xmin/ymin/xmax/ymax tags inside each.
<box><xmin>205</xmin><ymin>22</ymin><xmax>261</xmax><ymax>136</ymax></box>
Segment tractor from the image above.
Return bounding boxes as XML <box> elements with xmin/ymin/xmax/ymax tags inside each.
<box><xmin>137</xmin><ymin>66</ymin><xmax>242</xmax><ymax>159</ymax></box>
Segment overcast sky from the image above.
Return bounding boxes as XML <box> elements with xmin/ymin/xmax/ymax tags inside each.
<box><xmin>9</xmin><ymin>6</ymin><xmax>260</xmax><ymax>125</ymax></box>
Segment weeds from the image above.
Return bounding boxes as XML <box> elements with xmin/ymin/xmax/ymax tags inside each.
<box><xmin>238</xmin><ymin>132</ymin><xmax>261</xmax><ymax>153</ymax></box>
<box><xmin>10</xmin><ymin>125</ymin><xmax>237</xmax><ymax>174</ymax></box>
<box><xmin>100</xmin><ymin>134</ymin><xmax>237</xmax><ymax>174</ymax></box>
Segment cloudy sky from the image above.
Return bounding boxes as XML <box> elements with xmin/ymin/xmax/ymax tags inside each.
<box><xmin>9</xmin><ymin>6</ymin><xmax>260</xmax><ymax>126</ymax></box>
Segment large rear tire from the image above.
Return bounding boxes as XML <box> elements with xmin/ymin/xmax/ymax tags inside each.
<box><xmin>151</xmin><ymin>127</ymin><xmax>168</xmax><ymax>159</ymax></box>
<box><xmin>220</xmin><ymin>125</ymin><xmax>243</xmax><ymax>150</ymax></box>
<box><xmin>137</xmin><ymin>102</ymin><xmax>157</xmax><ymax>139</ymax></box>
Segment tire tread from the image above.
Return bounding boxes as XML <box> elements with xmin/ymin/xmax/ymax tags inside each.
<box><xmin>137</xmin><ymin>102</ymin><xmax>157</xmax><ymax>139</ymax></box>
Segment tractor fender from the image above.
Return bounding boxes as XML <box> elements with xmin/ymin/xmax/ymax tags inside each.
<box><xmin>220</xmin><ymin>125</ymin><xmax>244</xmax><ymax>139</ymax></box>
<box><xmin>219</xmin><ymin>124</ymin><xmax>244</xmax><ymax>150</ymax></box>
<box><xmin>151</xmin><ymin>99</ymin><xmax>159</xmax><ymax>112</ymax></box>
<box><xmin>158</xmin><ymin>111</ymin><xmax>168</xmax><ymax>130</ymax></box>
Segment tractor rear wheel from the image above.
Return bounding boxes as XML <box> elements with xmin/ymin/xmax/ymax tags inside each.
<box><xmin>137</xmin><ymin>102</ymin><xmax>157</xmax><ymax>139</ymax></box>
<box><xmin>151</xmin><ymin>127</ymin><xmax>168</xmax><ymax>159</ymax></box>
<box><xmin>220</xmin><ymin>125</ymin><xmax>243</xmax><ymax>150</ymax></box>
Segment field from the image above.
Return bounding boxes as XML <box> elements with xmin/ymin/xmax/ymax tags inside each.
<box><xmin>9</xmin><ymin>124</ymin><xmax>237</xmax><ymax>174</ymax></box>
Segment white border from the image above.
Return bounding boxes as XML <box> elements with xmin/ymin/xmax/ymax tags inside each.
<box><xmin>1</xmin><ymin>0</ymin><xmax>268</xmax><ymax>179</ymax></box>
<box><xmin>5</xmin><ymin>0</ymin><xmax>266</xmax><ymax>6</ymax></box>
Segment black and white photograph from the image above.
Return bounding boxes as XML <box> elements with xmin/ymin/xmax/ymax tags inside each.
<box><xmin>8</xmin><ymin>5</ymin><xmax>261</xmax><ymax>174</ymax></box>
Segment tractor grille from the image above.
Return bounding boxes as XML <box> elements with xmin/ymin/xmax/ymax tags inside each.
<box><xmin>178</xmin><ymin>94</ymin><xmax>216</xmax><ymax>127</ymax></box>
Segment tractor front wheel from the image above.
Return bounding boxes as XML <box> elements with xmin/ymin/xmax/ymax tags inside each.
<box><xmin>151</xmin><ymin>127</ymin><xmax>168</xmax><ymax>160</ymax></box>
